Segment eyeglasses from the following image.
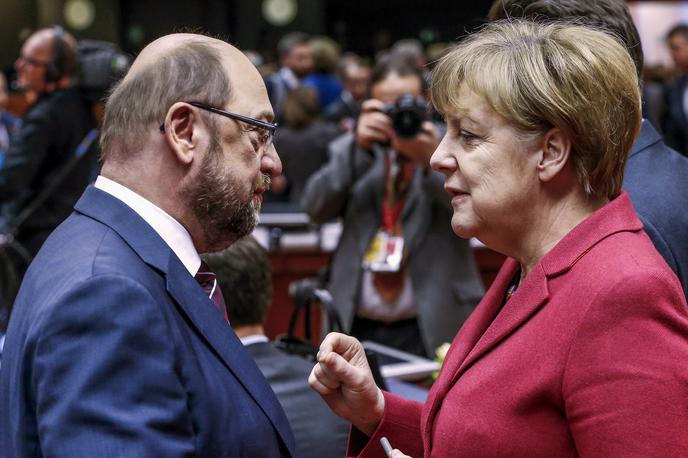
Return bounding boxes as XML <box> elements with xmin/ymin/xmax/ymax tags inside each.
<box><xmin>159</xmin><ymin>101</ymin><xmax>278</xmax><ymax>151</ymax></box>
<box><xmin>17</xmin><ymin>54</ymin><xmax>50</xmax><ymax>68</ymax></box>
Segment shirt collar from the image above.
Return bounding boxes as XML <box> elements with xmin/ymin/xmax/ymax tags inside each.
<box><xmin>240</xmin><ymin>334</ymin><xmax>270</xmax><ymax>346</ymax></box>
<box><xmin>94</xmin><ymin>175</ymin><xmax>201</xmax><ymax>276</ymax></box>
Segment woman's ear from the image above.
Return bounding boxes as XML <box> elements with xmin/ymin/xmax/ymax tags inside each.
<box><xmin>537</xmin><ymin>127</ymin><xmax>572</xmax><ymax>182</ymax></box>
<box><xmin>162</xmin><ymin>102</ymin><xmax>199</xmax><ymax>165</ymax></box>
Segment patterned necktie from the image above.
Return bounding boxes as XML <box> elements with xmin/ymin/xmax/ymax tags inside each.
<box><xmin>195</xmin><ymin>261</ymin><xmax>229</xmax><ymax>322</ymax></box>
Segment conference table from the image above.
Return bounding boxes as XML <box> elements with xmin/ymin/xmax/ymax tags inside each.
<box><xmin>262</xmin><ymin>231</ymin><xmax>506</xmax><ymax>341</ymax></box>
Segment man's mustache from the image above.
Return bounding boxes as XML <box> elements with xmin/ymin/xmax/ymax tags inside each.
<box><xmin>257</xmin><ymin>173</ymin><xmax>271</xmax><ymax>192</ymax></box>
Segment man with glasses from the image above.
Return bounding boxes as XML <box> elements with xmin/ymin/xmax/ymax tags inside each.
<box><xmin>0</xmin><ymin>33</ymin><xmax>296</xmax><ymax>457</ymax></box>
<box><xmin>0</xmin><ymin>27</ymin><xmax>97</xmax><ymax>290</ymax></box>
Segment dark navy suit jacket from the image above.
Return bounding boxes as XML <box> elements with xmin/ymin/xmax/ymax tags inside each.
<box><xmin>0</xmin><ymin>186</ymin><xmax>297</xmax><ymax>457</ymax></box>
<box><xmin>245</xmin><ymin>341</ymin><xmax>349</xmax><ymax>458</ymax></box>
<box><xmin>663</xmin><ymin>76</ymin><xmax>688</xmax><ymax>156</ymax></box>
<box><xmin>623</xmin><ymin>120</ymin><xmax>688</xmax><ymax>298</ymax></box>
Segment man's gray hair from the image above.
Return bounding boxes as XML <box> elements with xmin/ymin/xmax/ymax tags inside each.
<box><xmin>100</xmin><ymin>40</ymin><xmax>231</xmax><ymax>161</ymax></box>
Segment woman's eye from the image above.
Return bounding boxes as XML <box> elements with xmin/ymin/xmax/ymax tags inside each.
<box><xmin>459</xmin><ymin>129</ymin><xmax>480</xmax><ymax>145</ymax></box>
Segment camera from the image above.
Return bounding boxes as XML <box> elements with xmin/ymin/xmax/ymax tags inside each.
<box><xmin>381</xmin><ymin>94</ymin><xmax>428</xmax><ymax>138</ymax></box>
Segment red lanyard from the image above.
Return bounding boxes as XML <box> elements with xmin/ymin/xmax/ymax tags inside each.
<box><xmin>382</xmin><ymin>152</ymin><xmax>415</xmax><ymax>232</ymax></box>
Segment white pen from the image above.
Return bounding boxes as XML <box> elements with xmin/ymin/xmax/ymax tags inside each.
<box><xmin>380</xmin><ymin>436</ymin><xmax>394</xmax><ymax>457</ymax></box>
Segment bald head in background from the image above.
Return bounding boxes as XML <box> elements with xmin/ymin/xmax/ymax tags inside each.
<box><xmin>0</xmin><ymin>33</ymin><xmax>296</xmax><ymax>457</ymax></box>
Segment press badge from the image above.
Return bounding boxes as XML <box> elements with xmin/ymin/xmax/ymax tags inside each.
<box><xmin>363</xmin><ymin>230</ymin><xmax>404</xmax><ymax>272</ymax></box>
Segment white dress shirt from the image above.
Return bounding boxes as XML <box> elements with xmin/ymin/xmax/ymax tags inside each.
<box><xmin>94</xmin><ymin>176</ymin><xmax>201</xmax><ymax>276</ymax></box>
<box><xmin>239</xmin><ymin>334</ymin><xmax>270</xmax><ymax>346</ymax></box>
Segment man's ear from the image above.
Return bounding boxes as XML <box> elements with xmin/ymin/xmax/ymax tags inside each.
<box><xmin>537</xmin><ymin>127</ymin><xmax>572</xmax><ymax>182</ymax></box>
<box><xmin>162</xmin><ymin>102</ymin><xmax>200</xmax><ymax>165</ymax></box>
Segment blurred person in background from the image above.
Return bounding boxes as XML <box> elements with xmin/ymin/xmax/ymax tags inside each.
<box><xmin>0</xmin><ymin>27</ymin><xmax>97</xmax><ymax>258</ymax></box>
<box><xmin>273</xmin><ymin>86</ymin><xmax>340</xmax><ymax>204</ymax></box>
<box><xmin>0</xmin><ymin>73</ymin><xmax>21</xmax><ymax>170</ymax></box>
<box><xmin>324</xmin><ymin>54</ymin><xmax>371</xmax><ymax>132</ymax></box>
<box><xmin>664</xmin><ymin>23</ymin><xmax>688</xmax><ymax>157</ymax></box>
<box><xmin>0</xmin><ymin>27</ymin><xmax>97</xmax><ymax>330</ymax></box>
<box><xmin>303</xmin><ymin>36</ymin><xmax>343</xmax><ymax>112</ymax></box>
<box><xmin>301</xmin><ymin>56</ymin><xmax>484</xmax><ymax>357</ymax></box>
<box><xmin>489</xmin><ymin>0</ymin><xmax>688</xmax><ymax>301</ymax></box>
<box><xmin>203</xmin><ymin>236</ymin><xmax>349</xmax><ymax>458</ymax></box>
<box><xmin>390</xmin><ymin>39</ymin><xmax>425</xmax><ymax>69</ymax></box>
<box><xmin>390</xmin><ymin>39</ymin><xmax>430</xmax><ymax>86</ymax></box>
<box><xmin>310</xmin><ymin>20</ymin><xmax>688</xmax><ymax>457</ymax></box>
<box><xmin>266</xmin><ymin>32</ymin><xmax>313</xmax><ymax>122</ymax></box>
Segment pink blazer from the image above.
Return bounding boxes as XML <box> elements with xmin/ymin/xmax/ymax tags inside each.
<box><xmin>351</xmin><ymin>192</ymin><xmax>688</xmax><ymax>457</ymax></box>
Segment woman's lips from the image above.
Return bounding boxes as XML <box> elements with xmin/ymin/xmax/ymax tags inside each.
<box><xmin>445</xmin><ymin>186</ymin><xmax>470</xmax><ymax>205</ymax></box>
<box><xmin>445</xmin><ymin>185</ymin><xmax>469</xmax><ymax>197</ymax></box>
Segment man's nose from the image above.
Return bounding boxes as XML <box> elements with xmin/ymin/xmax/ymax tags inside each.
<box><xmin>261</xmin><ymin>144</ymin><xmax>283</xmax><ymax>177</ymax></box>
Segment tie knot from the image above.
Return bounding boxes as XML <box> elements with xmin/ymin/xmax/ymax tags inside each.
<box><xmin>195</xmin><ymin>261</ymin><xmax>215</xmax><ymax>281</ymax></box>
<box><xmin>195</xmin><ymin>260</ymin><xmax>229</xmax><ymax>323</ymax></box>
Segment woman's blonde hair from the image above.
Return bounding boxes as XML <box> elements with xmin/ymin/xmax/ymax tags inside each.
<box><xmin>432</xmin><ymin>20</ymin><xmax>641</xmax><ymax>199</ymax></box>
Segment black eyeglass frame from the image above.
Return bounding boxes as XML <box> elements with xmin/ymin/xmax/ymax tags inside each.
<box><xmin>17</xmin><ymin>54</ymin><xmax>51</xmax><ymax>68</ymax></box>
<box><xmin>159</xmin><ymin>101</ymin><xmax>278</xmax><ymax>136</ymax></box>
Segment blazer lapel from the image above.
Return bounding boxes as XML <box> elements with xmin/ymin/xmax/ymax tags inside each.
<box><xmin>75</xmin><ymin>187</ymin><xmax>296</xmax><ymax>457</ymax></box>
<box><xmin>420</xmin><ymin>192</ymin><xmax>643</xmax><ymax>445</ymax></box>
<box><xmin>422</xmin><ymin>258</ymin><xmax>520</xmax><ymax>436</ymax></box>
<box><xmin>454</xmin><ymin>264</ymin><xmax>549</xmax><ymax>380</ymax></box>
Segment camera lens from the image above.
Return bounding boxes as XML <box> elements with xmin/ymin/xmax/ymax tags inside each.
<box><xmin>385</xmin><ymin>94</ymin><xmax>427</xmax><ymax>138</ymax></box>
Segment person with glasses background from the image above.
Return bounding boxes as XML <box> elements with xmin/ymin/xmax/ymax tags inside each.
<box><xmin>0</xmin><ymin>26</ymin><xmax>97</xmax><ymax>335</ymax></box>
<box><xmin>0</xmin><ymin>33</ymin><xmax>298</xmax><ymax>457</ymax></box>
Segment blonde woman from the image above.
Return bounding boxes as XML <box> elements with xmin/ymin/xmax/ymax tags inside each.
<box><xmin>309</xmin><ymin>20</ymin><xmax>688</xmax><ymax>457</ymax></box>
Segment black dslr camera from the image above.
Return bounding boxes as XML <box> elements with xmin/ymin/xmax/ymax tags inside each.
<box><xmin>381</xmin><ymin>94</ymin><xmax>428</xmax><ymax>138</ymax></box>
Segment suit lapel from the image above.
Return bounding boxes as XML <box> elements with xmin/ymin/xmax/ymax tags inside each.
<box><xmin>352</xmin><ymin>152</ymin><xmax>385</xmax><ymax>256</ymax></box>
<box><xmin>75</xmin><ymin>187</ymin><xmax>296</xmax><ymax>457</ymax></box>
<box><xmin>165</xmin><ymin>261</ymin><xmax>297</xmax><ymax>456</ymax></box>
<box><xmin>401</xmin><ymin>168</ymin><xmax>431</xmax><ymax>254</ymax></box>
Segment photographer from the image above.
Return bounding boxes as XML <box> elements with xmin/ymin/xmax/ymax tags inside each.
<box><xmin>301</xmin><ymin>57</ymin><xmax>484</xmax><ymax>356</ymax></box>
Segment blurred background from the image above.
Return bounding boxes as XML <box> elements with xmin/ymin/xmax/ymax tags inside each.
<box><xmin>0</xmin><ymin>0</ymin><xmax>493</xmax><ymax>75</ymax></box>
<box><xmin>2</xmin><ymin>1</ymin><xmax>687</xmax><ymax>85</ymax></box>
<box><xmin>2</xmin><ymin>0</ymin><xmax>688</xmax><ymax>340</ymax></box>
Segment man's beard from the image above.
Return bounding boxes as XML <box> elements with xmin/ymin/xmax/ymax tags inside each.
<box><xmin>182</xmin><ymin>135</ymin><xmax>269</xmax><ymax>252</ymax></box>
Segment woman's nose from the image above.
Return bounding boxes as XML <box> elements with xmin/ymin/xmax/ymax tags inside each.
<box><xmin>430</xmin><ymin>139</ymin><xmax>455</xmax><ymax>175</ymax></box>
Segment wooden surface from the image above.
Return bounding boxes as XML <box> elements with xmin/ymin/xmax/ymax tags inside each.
<box><xmin>264</xmin><ymin>246</ymin><xmax>507</xmax><ymax>340</ymax></box>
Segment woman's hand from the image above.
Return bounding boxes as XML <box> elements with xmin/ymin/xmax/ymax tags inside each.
<box><xmin>308</xmin><ymin>332</ymin><xmax>385</xmax><ymax>436</ymax></box>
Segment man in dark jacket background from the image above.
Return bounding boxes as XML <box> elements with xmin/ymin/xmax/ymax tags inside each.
<box><xmin>0</xmin><ymin>26</ymin><xmax>97</xmax><ymax>257</ymax></box>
